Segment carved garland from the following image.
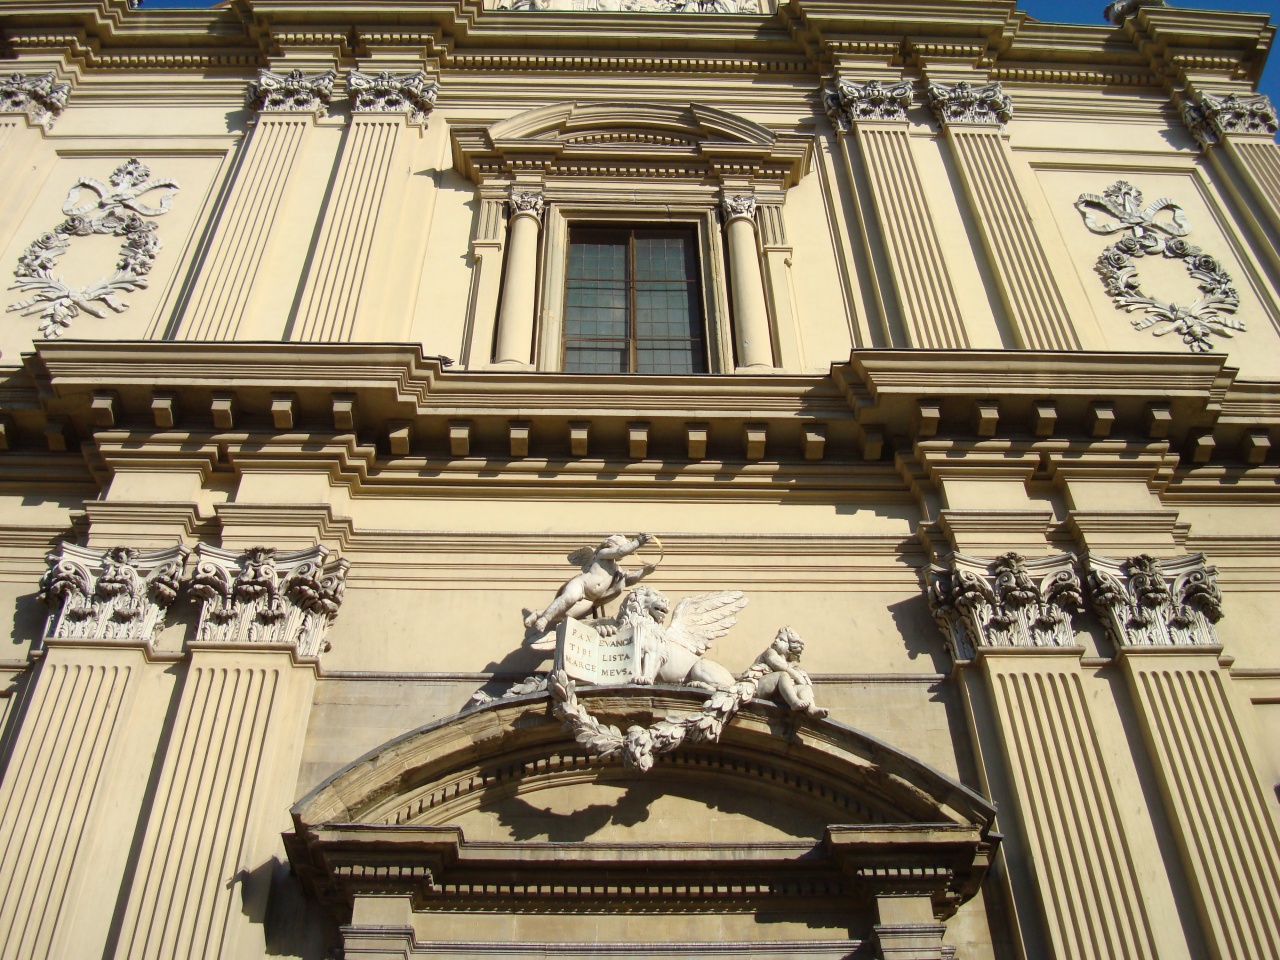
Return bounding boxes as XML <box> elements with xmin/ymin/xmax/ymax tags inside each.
<box><xmin>8</xmin><ymin>159</ymin><xmax>179</xmax><ymax>339</ymax></box>
<box><xmin>550</xmin><ymin>668</ymin><xmax>761</xmax><ymax>772</ymax></box>
<box><xmin>1076</xmin><ymin>180</ymin><xmax>1242</xmax><ymax>352</ymax></box>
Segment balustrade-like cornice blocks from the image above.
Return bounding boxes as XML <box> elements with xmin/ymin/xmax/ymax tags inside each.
<box><xmin>925</xmin><ymin>553</ymin><xmax>1083</xmax><ymax>662</ymax></box>
<box><xmin>1084</xmin><ymin>553</ymin><xmax>1223</xmax><ymax>648</ymax></box>
<box><xmin>191</xmin><ymin>545</ymin><xmax>349</xmax><ymax>659</ymax></box>
<box><xmin>13</xmin><ymin>343</ymin><xmax>1277</xmax><ymax>471</ymax></box>
<box><xmin>38</xmin><ymin>543</ymin><xmax>189</xmax><ymax>647</ymax></box>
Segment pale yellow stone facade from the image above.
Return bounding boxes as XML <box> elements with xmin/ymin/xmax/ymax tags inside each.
<box><xmin>0</xmin><ymin>1</ymin><xmax>1278</xmax><ymax>958</ymax></box>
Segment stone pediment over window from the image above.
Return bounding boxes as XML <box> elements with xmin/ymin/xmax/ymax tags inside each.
<box><xmin>451</xmin><ymin>102</ymin><xmax>810</xmax><ymax>186</ymax></box>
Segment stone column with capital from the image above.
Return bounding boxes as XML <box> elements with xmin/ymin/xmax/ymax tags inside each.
<box><xmin>925</xmin><ymin>81</ymin><xmax>1082</xmax><ymax>351</ymax></box>
<box><xmin>720</xmin><ymin>194</ymin><xmax>774</xmax><ymax>370</ymax></box>
<box><xmin>293</xmin><ymin>70</ymin><xmax>439</xmax><ymax>342</ymax></box>
<box><xmin>925</xmin><ymin>552</ymin><xmax>1163</xmax><ymax>960</ymax></box>
<box><xmin>1183</xmin><ymin>92</ymin><xmax>1280</xmax><ymax>269</ymax></box>
<box><xmin>493</xmin><ymin>189</ymin><xmax>545</xmax><ymax>366</ymax></box>
<box><xmin>1084</xmin><ymin>552</ymin><xmax>1280</xmax><ymax>959</ymax></box>
<box><xmin>825</xmin><ymin>78</ymin><xmax>969</xmax><ymax>350</ymax></box>
<box><xmin>176</xmin><ymin>69</ymin><xmax>336</xmax><ymax>341</ymax></box>
<box><xmin>0</xmin><ymin>545</ymin><xmax>190</xmax><ymax>960</ymax></box>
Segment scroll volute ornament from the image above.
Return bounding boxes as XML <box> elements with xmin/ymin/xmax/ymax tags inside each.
<box><xmin>1084</xmin><ymin>554</ymin><xmax>1223</xmax><ymax>648</ymax></box>
<box><xmin>925</xmin><ymin>552</ymin><xmax>1083</xmax><ymax>662</ymax></box>
<box><xmin>245</xmin><ymin>69</ymin><xmax>336</xmax><ymax>115</ymax></box>
<box><xmin>190</xmin><ymin>545</ymin><xmax>349</xmax><ymax>658</ymax></box>
<box><xmin>0</xmin><ymin>71</ymin><xmax>71</xmax><ymax>128</ymax></box>
<box><xmin>38</xmin><ymin>544</ymin><xmax>190</xmax><ymax>645</ymax></box>
<box><xmin>825</xmin><ymin>79</ymin><xmax>913</xmax><ymax>131</ymax></box>
<box><xmin>1183</xmin><ymin>93</ymin><xmax>1278</xmax><ymax>148</ymax></box>
<box><xmin>925</xmin><ymin>81</ymin><xmax>1013</xmax><ymax>127</ymax></box>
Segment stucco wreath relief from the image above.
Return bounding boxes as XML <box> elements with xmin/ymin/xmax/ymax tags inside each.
<box><xmin>1076</xmin><ymin>180</ymin><xmax>1242</xmax><ymax>352</ymax></box>
<box><xmin>9</xmin><ymin>158</ymin><xmax>179</xmax><ymax>338</ymax></box>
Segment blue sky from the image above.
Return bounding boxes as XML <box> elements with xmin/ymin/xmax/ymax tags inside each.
<box><xmin>138</xmin><ymin>0</ymin><xmax>1278</xmax><ymax>103</ymax></box>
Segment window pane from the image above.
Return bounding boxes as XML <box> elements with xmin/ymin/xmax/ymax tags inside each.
<box><xmin>564</xmin><ymin>340</ymin><xmax>629</xmax><ymax>374</ymax></box>
<box><xmin>633</xmin><ymin>235</ymin><xmax>695</xmax><ymax>281</ymax></box>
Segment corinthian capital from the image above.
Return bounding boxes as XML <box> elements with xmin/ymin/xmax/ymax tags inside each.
<box><xmin>246</xmin><ymin>69</ymin><xmax>337</xmax><ymax>115</ymax></box>
<box><xmin>720</xmin><ymin>194</ymin><xmax>757</xmax><ymax>223</ymax></box>
<box><xmin>509</xmin><ymin>189</ymin><xmax>545</xmax><ymax>223</ymax></box>
<box><xmin>189</xmin><ymin>545</ymin><xmax>349</xmax><ymax>659</ymax></box>
<box><xmin>826</xmin><ymin>79</ymin><xmax>913</xmax><ymax>130</ymax></box>
<box><xmin>0</xmin><ymin>71</ymin><xmax>71</xmax><ymax>128</ymax></box>
<box><xmin>925</xmin><ymin>81</ymin><xmax>1013</xmax><ymax>128</ymax></box>
<box><xmin>1084</xmin><ymin>553</ymin><xmax>1222</xmax><ymax>648</ymax></box>
<box><xmin>38</xmin><ymin>544</ymin><xmax>190</xmax><ymax>646</ymax></box>
<box><xmin>348</xmin><ymin>71</ymin><xmax>439</xmax><ymax>124</ymax></box>
<box><xmin>1183</xmin><ymin>93</ymin><xmax>1278</xmax><ymax>148</ymax></box>
<box><xmin>925</xmin><ymin>552</ymin><xmax>1082</xmax><ymax>662</ymax></box>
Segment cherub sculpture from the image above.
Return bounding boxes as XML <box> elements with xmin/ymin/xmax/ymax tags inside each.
<box><xmin>524</xmin><ymin>533</ymin><xmax>658</xmax><ymax>635</ymax></box>
<box><xmin>742</xmin><ymin>627</ymin><xmax>827</xmax><ymax>718</ymax></box>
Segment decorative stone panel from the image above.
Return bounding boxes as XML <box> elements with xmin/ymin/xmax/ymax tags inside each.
<box><xmin>245</xmin><ymin>69</ymin><xmax>336</xmax><ymax>115</ymax></box>
<box><xmin>925</xmin><ymin>552</ymin><xmax>1082</xmax><ymax>661</ymax></box>
<box><xmin>38</xmin><ymin>544</ymin><xmax>189</xmax><ymax>645</ymax></box>
<box><xmin>0</xmin><ymin>71</ymin><xmax>71</xmax><ymax>128</ymax></box>
<box><xmin>1084</xmin><ymin>553</ymin><xmax>1222</xmax><ymax>647</ymax></box>
<box><xmin>189</xmin><ymin>545</ymin><xmax>349</xmax><ymax>657</ymax></box>
<box><xmin>1183</xmin><ymin>92</ymin><xmax>1277</xmax><ymax>148</ymax></box>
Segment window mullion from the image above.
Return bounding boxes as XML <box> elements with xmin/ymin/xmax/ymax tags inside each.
<box><xmin>628</xmin><ymin>229</ymin><xmax>638</xmax><ymax>374</ymax></box>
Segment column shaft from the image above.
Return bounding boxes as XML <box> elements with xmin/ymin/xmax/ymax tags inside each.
<box><xmin>854</xmin><ymin>125</ymin><xmax>969</xmax><ymax>349</ymax></box>
<box><xmin>1222</xmin><ymin>137</ymin><xmax>1280</xmax><ymax>237</ymax></box>
<box><xmin>1121</xmin><ymin>649</ymin><xmax>1280</xmax><ymax>960</ymax></box>
<box><xmin>115</xmin><ymin>648</ymin><xmax>316</xmax><ymax>960</ymax></box>
<box><xmin>944</xmin><ymin>127</ymin><xmax>1081</xmax><ymax>350</ymax></box>
<box><xmin>293</xmin><ymin>115</ymin><xmax>404</xmax><ymax>342</ymax></box>
<box><xmin>725</xmin><ymin>216</ymin><xmax>773</xmax><ymax>369</ymax></box>
<box><xmin>177</xmin><ymin>115</ymin><xmax>311</xmax><ymax>340</ymax></box>
<box><xmin>981</xmin><ymin>652</ymin><xmax>1159</xmax><ymax>960</ymax></box>
<box><xmin>493</xmin><ymin>212</ymin><xmax>541</xmax><ymax>366</ymax></box>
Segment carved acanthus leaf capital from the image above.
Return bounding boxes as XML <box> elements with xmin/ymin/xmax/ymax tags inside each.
<box><xmin>1183</xmin><ymin>93</ymin><xmax>1278</xmax><ymax>148</ymax></box>
<box><xmin>246</xmin><ymin>69</ymin><xmax>337</xmax><ymax>115</ymax></box>
<box><xmin>38</xmin><ymin>544</ymin><xmax>190</xmax><ymax>647</ymax></box>
<box><xmin>508</xmin><ymin>189</ymin><xmax>545</xmax><ymax>223</ymax></box>
<box><xmin>1084</xmin><ymin>553</ymin><xmax>1222</xmax><ymax>648</ymax></box>
<box><xmin>190</xmin><ymin>545</ymin><xmax>349</xmax><ymax>659</ymax></box>
<box><xmin>925</xmin><ymin>552</ymin><xmax>1082</xmax><ymax>662</ymax></box>
<box><xmin>826</xmin><ymin>79</ymin><xmax>914</xmax><ymax>129</ymax></box>
<box><xmin>925</xmin><ymin>81</ymin><xmax>1013</xmax><ymax>128</ymax></box>
<box><xmin>0</xmin><ymin>72</ymin><xmax>71</xmax><ymax>128</ymax></box>
<box><xmin>720</xmin><ymin>194</ymin><xmax>757</xmax><ymax>223</ymax></box>
<box><xmin>348</xmin><ymin>71</ymin><xmax>439</xmax><ymax>124</ymax></box>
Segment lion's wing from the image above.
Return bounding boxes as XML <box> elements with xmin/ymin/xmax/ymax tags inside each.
<box><xmin>666</xmin><ymin>591</ymin><xmax>747</xmax><ymax>655</ymax></box>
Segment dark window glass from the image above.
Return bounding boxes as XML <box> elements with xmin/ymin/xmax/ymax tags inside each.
<box><xmin>563</xmin><ymin>227</ymin><xmax>706</xmax><ymax>374</ymax></box>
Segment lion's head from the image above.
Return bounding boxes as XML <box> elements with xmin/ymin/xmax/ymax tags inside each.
<box><xmin>618</xmin><ymin>585</ymin><xmax>670</xmax><ymax>625</ymax></box>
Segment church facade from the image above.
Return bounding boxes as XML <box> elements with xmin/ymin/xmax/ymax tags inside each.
<box><xmin>0</xmin><ymin>0</ymin><xmax>1278</xmax><ymax>957</ymax></box>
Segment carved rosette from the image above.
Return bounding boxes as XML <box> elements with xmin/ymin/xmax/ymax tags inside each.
<box><xmin>348</xmin><ymin>71</ymin><xmax>439</xmax><ymax>124</ymax></box>
<box><xmin>720</xmin><ymin>194</ymin><xmax>757</xmax><ymax>224</ymax></box>
<box><xmin>189</xmin><ymin>545</ymin><xmax>349</xmax><ymax>658</ymax></box>
<box><xmin>1084</xmin><ymin>554</ymin><xmax>1222</xmax><ymax>648</ymax></box>
<box><xmin>925</xmin><ymin>81</ymin><xmax>1013</xmax><ymax>128</ymax></box>
<box><xmin>508</xmin><ymin>190</ymin><xmax>545</xmax><ymax>224</ymax></box>
<box><xmin>1183</xmin><ymin>93</ymin><xmax>1278</xmax><ymax>148</ymax></box>
<box><xmin>825</xmin><ymin>79</ymin><xmax>913</xmax><ymax>131</ymax></box>
<box><xmin>246</xmin><ymin>69</ymin><xmax>337</xmax><ymax>115</ymax></box>
<box><xmin>38</xmin><ymin>544</ymin><xmax>190</xmax><ymax>646</ymax></box>
<box><xmin>925</xmin><ymin>553</ymin><xmax>1083</xmax><ymax>662</ymax></box>
<box><xmin>0</xmin><ymin>71</ymin><xmax>71</xmax><ymax>128</ymax></box>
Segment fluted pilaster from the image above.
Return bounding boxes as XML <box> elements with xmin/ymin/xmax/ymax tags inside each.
<box><xmin>927</xmin><ymin>82</ymin><xmax>1082</xmax><ymax>351</ymax></box>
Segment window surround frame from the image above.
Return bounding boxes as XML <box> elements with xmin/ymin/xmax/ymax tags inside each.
<box><xmin>536</xmin><ymin>202</ymin><xmax>735</xmax><ymax>374</ymax></box>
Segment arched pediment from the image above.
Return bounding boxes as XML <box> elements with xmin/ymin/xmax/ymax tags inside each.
<box><xmin>286</xmin><ymin>688</ymin><xmax>997</xmax><ymax>927</ymax></box>
<box><xmin>452</xmin><ymin>102</ymin><xmax>810</xmax><ymax>185</ymax></box>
